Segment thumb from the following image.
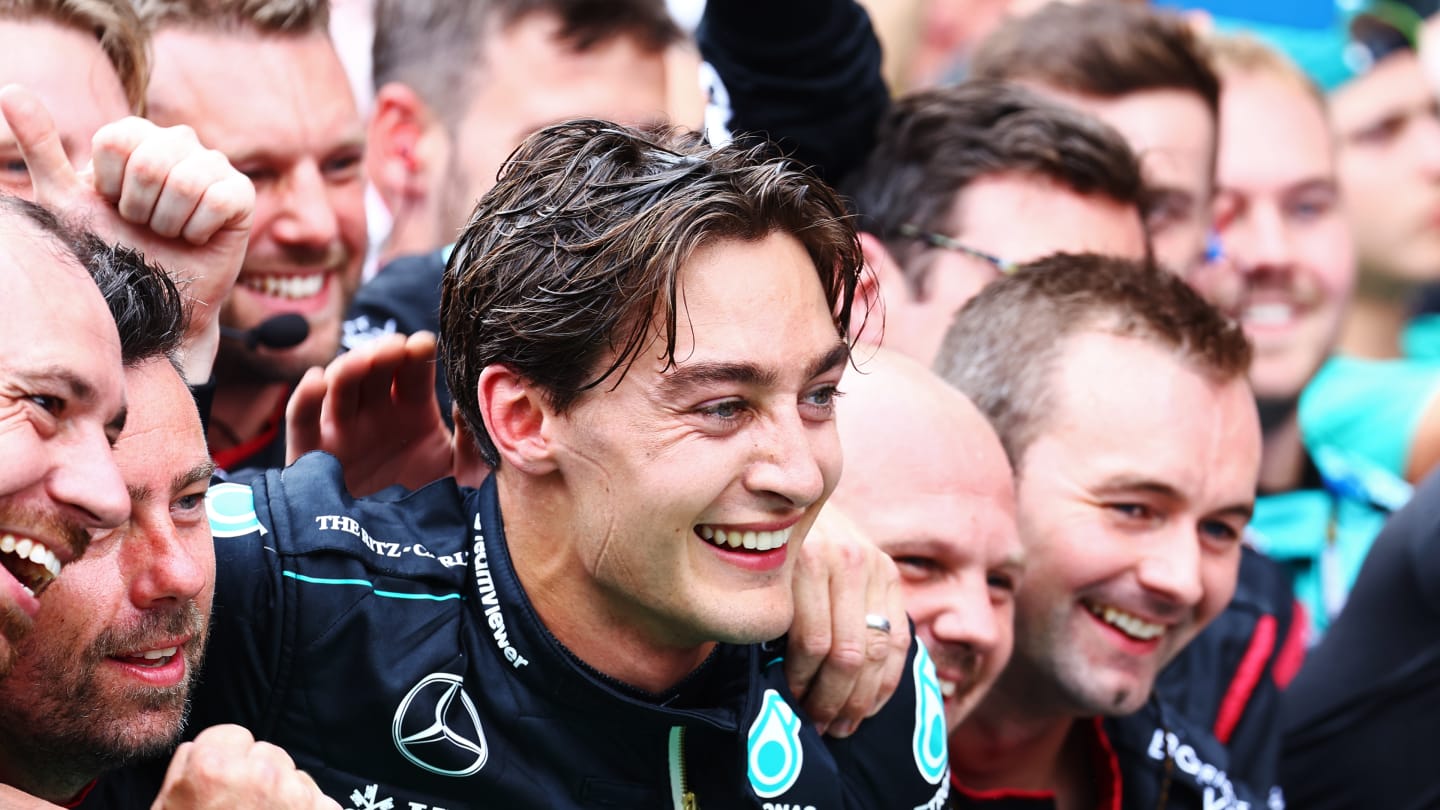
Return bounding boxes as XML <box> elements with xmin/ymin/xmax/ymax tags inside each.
<box><xmin>0</xmin><ymin>85</ymin><xmax>79</xmax><ymax>204</ymax></box>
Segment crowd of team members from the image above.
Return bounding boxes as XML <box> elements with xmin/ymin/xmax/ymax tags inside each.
<box><xmin>0</xmin><ymin>0</ymin><xmax>1438</xmax><ymax>807</ymax></box>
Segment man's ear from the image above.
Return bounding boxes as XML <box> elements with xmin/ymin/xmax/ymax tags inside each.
<box><xmin>855</xmin><ymin>231</ymin><xmax>909</xmax><ymax>347</ymax></box>
<box><xmin>366</xmin><ymin>82</ymin><xmax>443</xmax><ymax>212</ymax></box>
<box><xmin>477</xmin><ymin>365</ymin><xmax>558</xmax><ymax>475</ymax></box>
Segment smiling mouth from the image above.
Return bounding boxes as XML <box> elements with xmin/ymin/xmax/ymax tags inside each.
<box><xmin>1242</xmin><ymin>302</ymin><xmax>1297</xmax><ymax>327</ymax></box>
<box><xmin>0</xmin><ymin>533</ymin><xmax>64</xmax><ymax>598</ymax></box>
<box><xmin>696</xmin><ymin>525</ymin><xmax>792</xmax><ymax>552</ymax></box>
<box><xmin>1084</xmin><ymin>601</ymin><xmax>1165</xmax><ymax>641</ymax></box>
<box><xmin>240</xmin><ymin>272</ymin><xmax>328</xmax><ymax>301</ymax></box>
<box><xmin>115</xmin><ymin>645</ymin><xmax>181</xmax><ymax>669</ymax></box>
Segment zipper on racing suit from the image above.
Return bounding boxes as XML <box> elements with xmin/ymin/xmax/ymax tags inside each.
<box><xmin>668</xmin><ymin>725</ymin><xmax>698</xmax><ymax>810</ymax></box>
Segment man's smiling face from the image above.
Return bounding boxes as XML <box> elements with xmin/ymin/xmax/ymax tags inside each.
<box><xmin>0</xmin><ymin>216</ymin><xmax>128</xmax><ymax>677</ymax></box>
<box><xmin>1007</xmin><ymin>330</ymin><xmax>1259</xmax><ymax>716</ymax></box>
<box><xmin>545</xmin><ymin>232</ymin><xmax>849</xmax><ymax>649</ymax></box>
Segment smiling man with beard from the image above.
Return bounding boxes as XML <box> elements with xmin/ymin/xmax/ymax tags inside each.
<box><xmin>0</xmin><ymin>198</ymin><xmax>130</xmax><ymax>679</ymax></box>
<box><xmin>0</xmin><ymin>353</ymin><xmax>342</xmax><ymax>810</ymax></box>
<box><xmin>136</xmin><ymin>0</ymin><xmax>368</xmax><ymax>476</ymax></box>
<box><xmin>0</xmin><ymin>339</ymin><xmax>212</xmax><ymax>804</ymax></box>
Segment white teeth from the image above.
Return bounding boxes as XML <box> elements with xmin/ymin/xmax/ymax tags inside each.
<box><xmin>140</xmin><ymin>647</ymin><xmax>178</xmax><ymax>660</ymax></box>
<box><xmin>241</xmin><ymin>273</ymin><xmax>326</xmax><ymax>301</ymax></box>
<box><xmin>1087</xmin><ymin>602</ymin><xmax>1165</xmax><ymax>641</ymax></box>
<box><xmin>0</xmin><ymin>534</ymin><xmax>61</xmax><ymax>580</ymax></box>
<box><xmin>939</xmin><ymin>680</ymin><xmax>957</xmax><ymax>699</ymax></box>
<box><xmin>697</xmin><ymin>526</ymin><xmax>793</xmax><ymax>552</ymax></box>
<box><xmin>1243</xmin><ymin>302</ymin><xmax>1294</xmax><ymax>326</ymax></box>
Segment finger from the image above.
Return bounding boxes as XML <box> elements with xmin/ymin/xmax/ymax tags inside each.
<box><xmin>394</xmin><ymin>332</ymin><xmax>440</xmax><ymax>408</ymax></box>
<box><xmin>0</xmin><ymin>85</ymin><xmax>80</xmax><ymax>202</ymax></box>
<box><xmin>88</xmin><ymin>115</ymin><xmax>163</xmax><ymax>203</ymax></box>
<box><xmin>322</xmin><ymin>350</ymin><xmax>375</xmax><ymax>430</ymax></box>
<box><xmin>831</xmin><ymin>551</ymin><xmax>900</xmax><ymax>732</ymax></box>
<box><xmin>193</xmin><ymin>722</ymin><xmax>256</xmax><ymax>750</ymax></box>
<box><xmin>114</xmin><ymin>125</ymin><xmax>202</xmax><ymax>226</ymax></box>
<box><xmin>784</xmin><ymin>539</ymin><xmax>831</xmax><ymax>707</ymax></box>
<box><xmin>177</xmin><ymin>156</ymin><xmax>255</xmax><ymax>245</ymax></box>
<box><xmin>286</xmin><ymin>366</ymin><xmax>328</xmax><ymax>463</ymax></box>
<box><xmin>151</xmin><ymin>740</ymin><xmax>195</xmax><ymax>809</ymax></box>
<box><xmin>357</xmin><ymin>337</ymin><xmax>408</xmax><ymax>412</ymax></box>
<box><xmin>873</xmin><ymin>561</ymin><xmax>910</xmax><ymax>717</ymax></box>
<box><xmin>247</xmin><ymin>740</ymin><xmax>298</xmax><ymax>782</ymax></box>
<box><xmin>149</xmin><ymin>148</ymin><xmax>231</xmax><ymax>239</ymax></box>
<box><xmin>797</xmin><ymin>540</ymin><xmax>871</xmax><ymax>735</ymax></box>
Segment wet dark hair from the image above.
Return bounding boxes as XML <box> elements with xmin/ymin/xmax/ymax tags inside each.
<box><xmin>441</xmin><ymin>119</ymin><xmax>862</xmax><ymax>466</ymax></box>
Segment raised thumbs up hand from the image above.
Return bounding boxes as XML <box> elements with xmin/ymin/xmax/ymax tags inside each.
<box><xmin>0</xmin><ymin>84</ymin><xmax>255</xmax><ymax>383</ymax></box>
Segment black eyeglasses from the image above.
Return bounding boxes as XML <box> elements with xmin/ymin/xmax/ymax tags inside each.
<box><xmin>897</xmin><ymin>223</ymin><xmax>1018</xmax><ymax>274</ymax></box>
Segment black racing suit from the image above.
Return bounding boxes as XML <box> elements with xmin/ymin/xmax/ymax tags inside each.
<box><xmin>1280</xmin><ymin>467</ymin><xmax>1440</xmax><ymax>810</ymax></box>
<box><xmin>177</xmin><ymin>452</ymin><xmax>951</xmax><ymax>809</ymax></box>
<box><xmin>949</xmin><ymin>704</ymin><xmax>1285</xmax><ymax>810</ymax></box>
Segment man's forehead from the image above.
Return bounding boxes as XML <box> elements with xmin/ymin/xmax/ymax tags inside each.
<box><xmin>0</xmin><ymin>218</ymin><xmax>83</xmax><ymax>284</ymax></box>
<box><xmin>149</xmin><ymin>27</ymin><xmax>359</xmax><ymax>143</ymax></box>
<box><xmin>950</xmin><ymin>172</ymin><xmax>1149</xmax><ymax>260</ymax></box>
<box><xmin>1035</xmin><ymin>331</ymin><xmax>1258</xmax><ymax>500</ymax></box>
<box><xmin>115</xmin><ymin>361</ymin><xmax>208</xmax><ymax>476</ymax></box>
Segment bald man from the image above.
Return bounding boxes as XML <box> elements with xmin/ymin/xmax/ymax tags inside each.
<box><xmin>828</xmin><ymin>349</ymin><xmax>1025</xmax><ymax>733</ymax></box>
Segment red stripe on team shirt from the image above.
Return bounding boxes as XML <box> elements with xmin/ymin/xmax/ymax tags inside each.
<box><xmin>1214</xmin><ymin>614</ymin><xmax>1277</xmax><ymax>744</ymax></box>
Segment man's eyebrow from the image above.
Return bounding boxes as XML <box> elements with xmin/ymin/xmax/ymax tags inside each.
<box><xmin>127</xmin><ymin>460</ymin><xmax>215</xmax><ymax>504</ymax></box>
<box><xmin>1214</xmin><ymin>502</ymin><xmax>1255</xmax><ymax>524</ymax></box>
<box><xmin>175</xmin><ymin>460</ymin><xmax>217</xmax><ymax>494</ymax></box>
<box><xmin>1095</xmin><ymin>476</ymin><xmax>1185</xmax><ymax>501</ymax></box>
<box><xmin>226</xmin><ymin>132</ymin><xmax>366</xmax><ymax>166</ymax></box>
<box><xmin>18</xmin><ymin>366</ymin><xmax>127</xmax><ymax>436</ymax></box>
<box><xmin>807</xmin><ymin>342</ymin><xmax>852</xmax><ymax>381</ymax></box>
<box><xmin>1096</xmin><ymin>476</ymin><xmax>1253</xmax><ymax>522</ymax></box>
<box><xmin>21</xmin><ymin>366</ymin><xmax>97</xmax><ymax>403</ymax></box>
<box><xmin>656</xmin><ymin>342</ymin><xmax>850</xmax><ymax>399</ymax></box>
<box><xmin>656</xmin><ymin>361</ymin><xmax>775</xmax><ymax>398</ymax></box>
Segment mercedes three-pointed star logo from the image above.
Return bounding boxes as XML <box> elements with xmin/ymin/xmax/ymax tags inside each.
<box><xmin>392</xmin><ymin>672</ymin><xmax>488</xmax><ymax>777</ymax></box>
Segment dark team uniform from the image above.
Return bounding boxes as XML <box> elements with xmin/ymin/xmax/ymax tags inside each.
<box><xmin>950</xmin><ymin>705</ymin><xmax>1285</xmax><ymax>810</ymax></box>
<box><xmin>1279</xmin><ymin>468</ymin><xmax>1440</xmax><ymax>810</ymax></box>
<box><xmin>1156</xmin><ymin>546</ymin><xmax>1305</xmax><ymax>796</ymax></box>
<box><xmin>185</xmin><ymin>452</ymin><xmax>950</xmax><ymax>809</ymax></box>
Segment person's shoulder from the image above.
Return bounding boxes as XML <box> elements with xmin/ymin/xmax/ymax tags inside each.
<box><xmin>232</xmin><ymin>451</ymin><xmax>473</xmax><ymax>573</ymax></box>
<box><xmin>344</xmin><ymin>247</ymin><xmax>448</xmax><ymax>348</ymax></box>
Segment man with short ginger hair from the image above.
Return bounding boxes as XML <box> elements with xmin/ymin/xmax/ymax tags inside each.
<box><xmin>936</xmin><ymin>255</ymin><xmax>1279</xmax><ymax>808</ymax></box>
